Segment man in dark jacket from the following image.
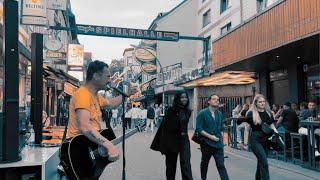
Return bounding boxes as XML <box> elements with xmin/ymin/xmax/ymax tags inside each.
<box><xmin>276</xmin><ymin>102</ymin><xmax>299</xmax><ymax>133</ymax></box>
<box><xmin>195</xmin><ymin>94</ymin><xmax>229</xmax><ymax>180</ymax></box>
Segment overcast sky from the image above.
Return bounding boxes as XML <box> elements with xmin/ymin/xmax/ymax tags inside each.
<box><xmin>71</xmin><ymin>0</ymin><xmax>183</xmax><ymax>64</ymax></box>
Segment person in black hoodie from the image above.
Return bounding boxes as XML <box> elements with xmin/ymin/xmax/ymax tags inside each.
<box><xmin>151</xmin><ymin>91</ymin><xmax>193</xmax><ymax>180</ymax></box>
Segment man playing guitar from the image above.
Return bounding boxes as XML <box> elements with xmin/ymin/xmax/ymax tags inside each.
<box><xmin>67</xmin><ymin>60</ymin><xmax>122</xmax><ymax>162</ymax></box>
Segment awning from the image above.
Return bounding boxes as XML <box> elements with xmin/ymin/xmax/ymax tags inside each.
<box><xmin>180</xmin><ymin>71</ymin><xmax>256</xmax><ymax>88</ymax></box>
<box><xmin>155</xmin><ymin>84</ymin><xmax>184</xmax><ymax>94</ymax></box>
<box><xmin>44</xmin><ymin>66</ymin><xmax>80</xmax><ymax>87</ymax></box>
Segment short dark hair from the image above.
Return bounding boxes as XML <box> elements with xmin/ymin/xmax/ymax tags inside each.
<box><xmin>86</xmin><ymin>60</ymin><xmax>109</xmax><ymax>81</ymax></box>
<box><xmin>208</xmin><ymin>94</ymin><xmax>219</xmax><ymax>102</ymax></box>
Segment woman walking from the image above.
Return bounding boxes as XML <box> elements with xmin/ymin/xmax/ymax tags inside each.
<box><xmin>151</xmin><ymin>91</ymin><xmax>193</xmax><ymax>180</ymax></box>
<box><xmin>245</xmin><ymin>94</ymin><xmax>278</xmax><ymax>180</ymax></box>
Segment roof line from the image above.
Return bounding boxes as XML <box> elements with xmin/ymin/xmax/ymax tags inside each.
<box><xmin>148</xmin><ymin>0</ymin><xmax>188</xmax><ymax>30</ymax></box>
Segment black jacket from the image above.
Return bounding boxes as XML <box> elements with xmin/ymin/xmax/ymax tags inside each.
<box><xmin>151</xmin><ymin>106</ymin><xmax>191</xmax><ymax>154</ymax></box>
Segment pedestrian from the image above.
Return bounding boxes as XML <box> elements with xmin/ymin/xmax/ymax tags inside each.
<box><xmin>245</xmin><ymin>94</ymin><xmax>279</xmax><ymax>180</ymax></box>
<box><xmin>151</xmin><ymin>91</ymin><xmax>193</xmax><ymax>180</ymax></box>
<box><xmin>155</xmin><ymin>104</ymin><xmax>161</xmax><ymax>127</ymax></box>
<box><xmin>195</xmin><ymin>94</ymin><xmax>229</xmax><ymax>180</ymax></box>
<box><xmin>124</xmin><ymin>106</ymin><xmax>132</xmax><ymax>130</ymax></box>
<box><xmin>131</xmin><ymin>104</ymin><xmax>141</xmax><ymax>131</ymax></box>
<box><xmin>237</xmin><ymin>103</ymin><xmax>250</xmax><ymax>150</ymax></box>
<box><xmin>42</xmin><ymin>111</ymin><xmax>51</xmax><ymax>128</ymax></box>
<box><xmin>145</xmin><ymin>102</ymin><xmax>155</xmax><ymax>133</ymax></box>
<box><xmin>111</xmin><ymin>108</ymin><xmax>119</xmax><ymax>129</ymax></box>
<box><xmin>140</xmin><ymin>105</ymin><xmax>148</xmax><ymax>130</ymax></box>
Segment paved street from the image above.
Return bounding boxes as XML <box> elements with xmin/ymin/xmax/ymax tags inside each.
<box><xmin>101</xmin><ymin>130</ymin><xmax>320</xmax><ymax>180</ymax></box>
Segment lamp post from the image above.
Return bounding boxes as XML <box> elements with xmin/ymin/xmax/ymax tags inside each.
<box><xmin>131</xmin><ymin>44</ymin><xmax>165</xmax><ymax>114</ymax></box>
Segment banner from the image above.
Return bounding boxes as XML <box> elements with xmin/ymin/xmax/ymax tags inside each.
<box><xmin>47</xmin><ymin>0</ymin><xmax>67</xmax><ymax>11</ymax></box>
<box><xmin>67</xmin><ymin>44</ymin><xmax>84</xmax><ymax>66</ymax></box>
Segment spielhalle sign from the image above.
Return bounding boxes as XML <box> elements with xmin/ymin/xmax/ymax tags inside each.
<box><xmin>76</xmin><ymin>24</ymin><xmax>179</xmax><ymax>42</ymax></box>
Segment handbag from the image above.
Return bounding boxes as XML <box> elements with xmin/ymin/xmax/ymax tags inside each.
<box><xmin>192</xmin><ymin>131</ymin><xmax>204</xmax><ymax>144</ymax></box>
<box><xmin>261</xmin><ymin>122</ymin><xmax>274</xmax><ymax>136</ymax></box>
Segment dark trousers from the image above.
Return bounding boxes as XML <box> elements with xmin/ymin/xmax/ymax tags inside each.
<box><xmin>165</xmin><ymin>139</ymin><xmax>193</xmax><ymax>180</ymax></box>
<box><xmin>200</xmin><ymin>143</ymin><xmax>229</xmax><ymax>180</ymax></box>
<box><xmin>250</xmin><ymin>134</ymin><xmax>270</xmax><ymax>180</ymax></box>
<box><xmin>124</xmin><ymin>118</ymin><xmax>131</xmax><ymax>130</ymax></box>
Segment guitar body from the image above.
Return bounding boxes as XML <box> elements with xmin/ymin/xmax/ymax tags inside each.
<box><xmin>60</xmin><ymin>129</ymin><xmax>116</xmax><ymax>180</ymax></box>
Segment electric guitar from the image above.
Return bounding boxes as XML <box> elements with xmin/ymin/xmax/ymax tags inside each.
<box><xmin>59</xmin><ymin>129</ymin><xmax>117</xmax><ymax>180</ymax></box>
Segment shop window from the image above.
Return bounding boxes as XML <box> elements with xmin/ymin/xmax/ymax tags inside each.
<box><xmin>307</xmin><ymin>69</ymin><xmax>320</xmax><ymax>107</ymax></box>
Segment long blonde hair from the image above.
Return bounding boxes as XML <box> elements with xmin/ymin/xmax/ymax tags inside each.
<box><xmin>249</xmin><ymin>94</ymin><xmax>272</xmax><ymax>125</ymax></box>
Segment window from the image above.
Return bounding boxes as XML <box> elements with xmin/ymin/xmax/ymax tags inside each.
<box><xmin>202</xmin><ymin>9</ymin><xmax>211</xmax><ymax>28</ymax></box>
<box><xmin>257</xmin><ymin>0</ymin><xmax>266</xmax><ymax>13</ymax></box>
<box><xmin>220</xmin><ymin>0</ymin><xmax>230</xmax><ymax>14</ymax></box>
<box><xmin>221</xmin><ymin>23</ymin><xmax>231</xmax><ymax>35</ymax></box>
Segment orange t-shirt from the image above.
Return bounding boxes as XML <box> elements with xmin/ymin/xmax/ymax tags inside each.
<box><xmin>67</xmin><ymin>86</ymin><xmax>108</xmax><ymax>137</ymax></box>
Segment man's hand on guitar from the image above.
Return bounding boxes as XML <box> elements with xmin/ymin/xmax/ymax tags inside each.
<box><xmin>99</xmin><ymin>143</ymin><xmax>119</xmax><ymax>162</ymax></box>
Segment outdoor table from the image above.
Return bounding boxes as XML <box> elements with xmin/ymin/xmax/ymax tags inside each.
<box><xmin>300</xmin><ymin>119</ymin><xmax>320</xmax><ymax>169</ymax></box>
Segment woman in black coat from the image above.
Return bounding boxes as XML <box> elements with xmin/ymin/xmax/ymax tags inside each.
<box><xmin>151</xmin><ymin>91</ymin><xmax>193</xmax><ymax>180</ymax></box>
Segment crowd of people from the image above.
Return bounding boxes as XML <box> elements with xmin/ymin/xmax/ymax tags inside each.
<box><xmin>106</xmin><ymin>102</ymin><xmax>164</xmax><ymax>132</ymax></box>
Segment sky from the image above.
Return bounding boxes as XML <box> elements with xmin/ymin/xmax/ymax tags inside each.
<box><xmin>71</xmin><ymin>0</ymin><xmax>183</xmax><ymax>64</ymax></box>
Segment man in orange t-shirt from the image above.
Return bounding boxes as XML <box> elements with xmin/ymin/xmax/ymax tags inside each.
<box><xmin>67</xmin><ymin>60</ymin><xmax>122</xmax><ymax>161</ymax></box>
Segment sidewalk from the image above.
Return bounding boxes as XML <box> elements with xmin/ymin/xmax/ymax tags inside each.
<box><xmin>225</xmin><ymin>147</ymin><xmax>320</xmax><ymax>180</ymax></box>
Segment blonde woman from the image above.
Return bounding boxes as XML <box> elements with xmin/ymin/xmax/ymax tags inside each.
<box><xmin>245</xmin><ymin>94</ymin><xmax>278</xmax><ymax>180</ymax></box>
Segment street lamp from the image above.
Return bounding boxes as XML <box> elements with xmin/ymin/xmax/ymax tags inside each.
<box><xmin>130</xmin><ymin>44</ymin><xmax>165</xmax><ymax>114</ymax></box>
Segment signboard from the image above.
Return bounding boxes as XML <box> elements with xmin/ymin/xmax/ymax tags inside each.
<box><xmin>21</xmin><ymin>16</ymin><xmax>47</xmax><ymax>26</ymax></box>
<box><xmin>76</xmin><ymin>24</ymin><xmax>179</xmax><ymax>41</ymax></box>
<box><xmin>68</xmin><ymin>71</ymin><xmax>83</xmax><ymax>82</ymax></box>
<box><xmin>22</xmin><ymin>0</ymin><xmax>46</xmax><ymax>17</ymax></box>
<box><xmin>45</xmin><ymin>39</ymin><xmax>63</xmax><ymax>51</ymax></box>
<box><xmin>21</xmin><ymin>0</ymin><xmax>47</xmax><ymax>26</ymax></box>
<box><xmin>156</xmin><ymin>63</ymin><xmax>182</xmax><ymax>85</ymax></box>
<box><xmin>134</xmin><ymin>47</ymin><xmax>156</xmax><ymax>62</ymax></box>
<box><xmin>67</xmin><ymin>44</ymin><xmax>84</xmax><ymax>66</ymax></box>
<box><xmin>141</xmin><ymin>62</ymin><xmax>157</xmax><ymax>75</ymax></box>
<box><xmin>47</xmin><ymin>0</ymin><xmax>67</xmax><ymax>11</ymax></box>
<box><xmin>46</xmin><ymin>51</ymin><xmax>66</xmax><ymax>59</ymax></box>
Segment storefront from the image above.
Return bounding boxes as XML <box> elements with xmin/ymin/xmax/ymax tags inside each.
<box><xmin>211</xmin><ymin>0</ymin><xmax>320</xmax><ymax>107</ymax></box>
